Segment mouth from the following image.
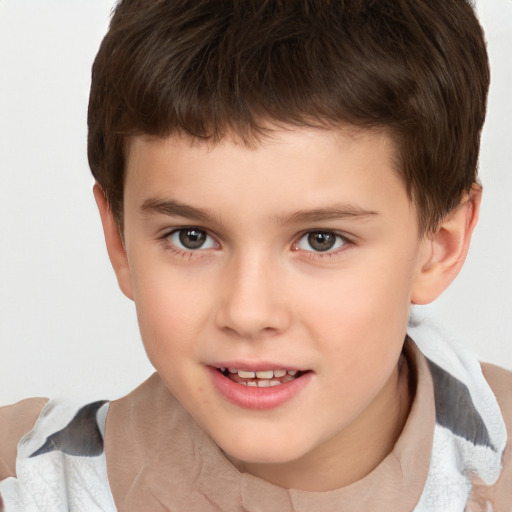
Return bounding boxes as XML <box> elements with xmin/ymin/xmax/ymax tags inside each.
<box><xmin>217</xmin><ymin>367</ymin><xmax>306</xmax><ymax>387</ymax></box>
<box><xmin>209</xmin><ymin>364</ymin><xmax>313</xmax><ymax>409</ymax></box>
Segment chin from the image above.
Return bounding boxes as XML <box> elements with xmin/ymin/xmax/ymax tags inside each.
<box><xmin>218</xmin><ymin>434</ymin><xmax>310</xmax><ymax>466</ymax></box>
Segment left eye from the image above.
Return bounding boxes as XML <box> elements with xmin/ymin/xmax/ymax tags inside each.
<box><xmin>167</xmin><ymin>228</ymin><xmax>217</xmax><ymax>251</ymax></box>
<box><xmin>296</xmin><ymin>231</ymin><xmax>346</xmax><ymax>252</ymax></box>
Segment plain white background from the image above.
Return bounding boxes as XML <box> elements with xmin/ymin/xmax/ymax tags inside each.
<box><xmin>1</xmin><ymin>0</ymin><xmax>511</xmax><ymax>404</ymax></box>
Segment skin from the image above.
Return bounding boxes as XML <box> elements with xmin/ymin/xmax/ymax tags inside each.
<box><xmin>95</xmin><ymin>126</ymin><xmax>480</xmax><ymax>491</ymax></box>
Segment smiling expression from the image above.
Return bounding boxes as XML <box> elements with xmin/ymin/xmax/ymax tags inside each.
<box><xmin>109</xmin><ymin>126</ymin><xmax>433</xmax><ymax>489</ymax></box>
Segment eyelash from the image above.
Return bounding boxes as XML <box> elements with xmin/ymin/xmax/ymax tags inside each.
<box><xmin>158</xmin><ymin>227</ymin><xmax>219</xmax><ymax>259</ymax></box>
<box><xmin>158</xmin><ymin>227</ymin><xmax>353</xmax><ymax>260</ymax></box>
<box><xmin>293</xmin><ymin>230</ymin><xmax>352</xmax><ymax>259</ymax></box>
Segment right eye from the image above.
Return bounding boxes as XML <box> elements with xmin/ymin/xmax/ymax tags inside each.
<box><xmin>166</xmin><ymin>228</ymin><xmax>217</xmax><ymax>251</ymax></box>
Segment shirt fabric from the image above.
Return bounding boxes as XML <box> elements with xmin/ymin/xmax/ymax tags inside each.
<box><xmin>1</xmin><ymin>337</ymin><xmax>511</xmax><ymax>511</ymax></box>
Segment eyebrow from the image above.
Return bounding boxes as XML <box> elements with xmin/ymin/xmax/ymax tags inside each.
<box><xmin>276</xmin><ymin>205</ymin><xmax>379</xmax><ymax>225</ymax></box>
<box><xmin>141</xmin><ymin>197</ymin><xmax>379</xmax><ymax>225</ymax></box>
<box><xmin>141</xmin><ymin>197</ymin><xmax>219</xmax><ymax>223</ymax></box>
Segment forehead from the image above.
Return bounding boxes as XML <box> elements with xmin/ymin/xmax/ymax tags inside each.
<box><xmin>123</xmin><ymin>126</ymin><xmax>413</xmax><ymax>225</ymax></box>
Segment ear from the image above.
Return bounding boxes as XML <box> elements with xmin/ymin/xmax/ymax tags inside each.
<box><xmin>93</xmin><ymin>184</ymin><xmax>134</xmax><ymax>300</ymax></box>
<box><xmin>411</xmin><ymin>185</ymin><xmax>482</xmax><ymax>305</ymax></box>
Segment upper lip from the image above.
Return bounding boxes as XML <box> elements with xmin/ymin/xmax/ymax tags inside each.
<box><xmin>209</xmin><ymin>361</ymin><xmax>307</xmax><ymax>372</ymax></box>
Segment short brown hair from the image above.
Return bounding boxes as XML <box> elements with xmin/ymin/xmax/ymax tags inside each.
<box><xmin>88</xmin><ymin>0</ymin><xmax>489</xmax><ymax>234</ymax></box>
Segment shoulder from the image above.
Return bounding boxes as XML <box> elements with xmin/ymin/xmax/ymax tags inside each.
<box><xmin>0</xmin><ymin>399</ymin><xmax>115</xmax><ymax>511</ymax></box>
<box><xmin>409</xmin><ymin>337</ymin><xmax>512</xmax><ymax>510</ymax></box>
<box><xmin>0</xmin><ymin>398</ymin><xmax>48</xmax><ymax>479</ymax></box>
<box><xmin>481</xmin><ymin>362</ymin><xmax>512</xmax><ymax>443</ymax></box>
<box><xmin>464</xmin><ymin>364</ymin><xmax>512</xmax><ymax>511</ymax></box>
<box><xmin>481</xmin><ymin>362</ymin><xmax>512</xmax><ymax>423</ymax></box>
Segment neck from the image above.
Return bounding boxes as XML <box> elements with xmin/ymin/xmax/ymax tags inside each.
<box><xmin>228</xmin><ymin>353</ymin><xmax>413</xmax><ymax>491</ymax></box>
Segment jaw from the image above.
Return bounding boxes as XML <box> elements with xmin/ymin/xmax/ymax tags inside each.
<box><xmin>221</xmin><ymin>353</ymin><xmax>412</xmax><ymax>492</ymax></box>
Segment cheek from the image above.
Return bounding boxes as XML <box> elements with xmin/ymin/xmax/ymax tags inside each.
<box><xmin>307</xmin><ymin>265</ymin><xmax>411</xmax><ymax>320</ymax></box>
<box><xmin>130</xmin><ymin>269</ymin><xmax>211</xmax><ymax>363</ymax></box>
<box><xmin>300</xmin><ymin>256</ymin><xmax>415</xmax><ymax>358</ymax></box>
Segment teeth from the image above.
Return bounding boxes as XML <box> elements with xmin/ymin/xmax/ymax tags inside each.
<box><xmin>222</xmin><ymin>367</ymin><xmax>303</xmax><ymax>380</ymax></box>
<box><xmin>238</xmin><ymin>370</ymin><xmax>256</xmax><ymax>379</ymax></box>
<box><xmin>227</xmin><ymin>368</ymin><xmax>299</xmax><ymax>378</ymax></box>
<box><xmin>255</xmin><ymin>370</ymin><xmax>274</xmax><ymax>379</ymax></box>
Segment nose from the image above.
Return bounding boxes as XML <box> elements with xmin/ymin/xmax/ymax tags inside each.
<box><xmin>215</xmin><ymin>252</ymin><xmax>291</xmax><ymax>340</ymax></box>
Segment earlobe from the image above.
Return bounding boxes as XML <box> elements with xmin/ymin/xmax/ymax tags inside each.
<box><xmin>411</xmin><ymin>185</ymin><xmax>482</xmax><ymax>305</ymax></box>
<box><xmin>93</xmin><ymin>184</ymin><xmax>134</xmax><ymax>300</ymax></box>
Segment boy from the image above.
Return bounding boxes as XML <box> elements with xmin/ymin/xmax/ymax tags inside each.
<box><xmin>1</xmin><ymin>0</ymin><xmax>511</xmax><ymax>510</ymax></box>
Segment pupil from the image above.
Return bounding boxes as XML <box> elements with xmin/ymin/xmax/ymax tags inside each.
<box><xmin>308</xmin><ymin>231</ymin><xmax>335</xmax><ymax>252</ymax></box>
<box><xmin>179</xmin><ymin>229</ymin><xmax>206</xmax><ymax>249</ymax></box>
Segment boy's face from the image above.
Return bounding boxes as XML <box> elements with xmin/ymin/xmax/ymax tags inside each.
<box><xmin>117</xmin><ymin>127</ymin><xmax>431</xmax><ymax>481</ymax></box>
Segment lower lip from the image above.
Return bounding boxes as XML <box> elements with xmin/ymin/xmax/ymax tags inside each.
<box><xmin>208</xmin><ymin>367</ymin><xmax>312</xmax><ymax>410</ymax></box>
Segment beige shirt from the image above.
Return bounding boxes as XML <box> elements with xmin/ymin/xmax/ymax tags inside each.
<box><xmin>1</xmin><ymin>342</ymin><xmax>511</xmax><ymax>511</ymax></box>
